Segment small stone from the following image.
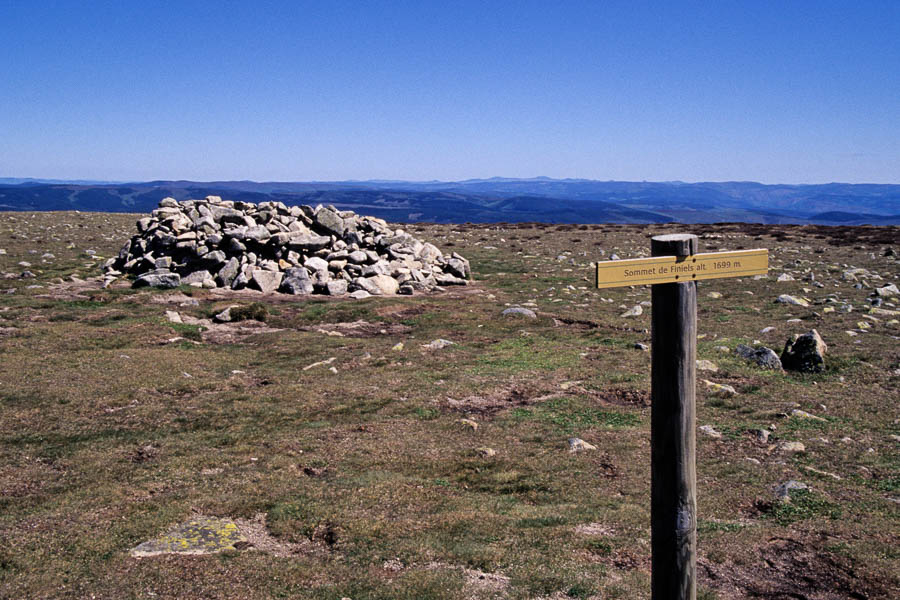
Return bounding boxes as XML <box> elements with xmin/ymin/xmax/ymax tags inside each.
<box><xmin>476</xmin><ymin>447</ymin><xmax>497</xmax><ymax>458</ymax></box>
<box><xmin>775</xmin><ymin>294</ymin><xmax>809</xmax><ymax>307</ymax></box>
<box><xmin>777</xmin><ymin>273</ymin><xmax>795</xmax><ymax>282</ymax></box>
<box><xmin>165</xmin><ymin>310</ymin><xmax>183</xmax><ymax>324</ymax></box>
<box><xmin>214</xmin><ymin>306</ymin><xmax>235</xmax><ymax>323</ymax></box>
<box><xmin>791</xmin><ymin>409</ymin><xmax>827</xmax><ymax>422</ymax></box>
<box><xmin>458</xmin><ymin>418</ymin><xmax>478</xmax><ymax>432</ymax></box>
<box><xmin>696</xmin><ymin>359</ymin><xmax>718</xmax><ymax>372</ymax></box>
<box><xmin>703</xmin><ymin>379</ymin><xmax>736</xmax><ymax>398</ymax></box>
<box><xmin>502</xmin><ymin>307</ymin><xmax>536</xmax><ymax>318</ymax></box>
<box><xmin>699</xmin><ymin>425</ymin><xmax>723</xmax><ymax>438</ymax></box>
<box><xmin>568</xmin><ymin>438</ymin><xmax>597</xmax><ymax>453</ymax></box>
<box><xmin>349</xmin><ymin>290</ymin><xmax>371</xmax><ymax>299</ymax></box>
<box><xmin>753</xmin><ymin>429</ymin><xmax>771</xmax><ymax>443</ymax></box>
<box><xmin>621</xmin><ymin>305</ymin><xmax>643</xmax><ymax>317</ymax></box>
<box><xmin>634</xmin><ymin>342</ymin><xmax>650</xmax><ymax>351</ymax></box>
<box><xmin>735</xmin><ymin>344</ymin><xmax>783</xmax><ymax>370</ymax></box>
<box><xmin>422</xmin><ymin>339</ymin><xmax>454</xmax><ymax>350</ymax></box>
<box><xmin>774</xmin><ymin>480</ymin><xmax>808</xmax><ymax>501</ymax></box>
<box><xmin>778</xmin><ymin>441</ymin><xmax>806</xmax><ymax>453</ymax></box>
<box><xmin>707</xmin><ymin>291</ymin><xmax>722</xmax><ymax>299</ymax></box>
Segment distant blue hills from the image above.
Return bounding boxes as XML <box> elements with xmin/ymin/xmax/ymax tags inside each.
<box><xmin>0</xmin><ymin>177</ymin><xmax>898</xmax><ymax>225</ymax></box>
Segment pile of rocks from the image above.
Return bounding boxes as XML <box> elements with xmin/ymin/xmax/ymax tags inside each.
<box><xmin>103</xmin><ymin>196</ymin><xmax>470</xmax><ymax>296</ymax></box>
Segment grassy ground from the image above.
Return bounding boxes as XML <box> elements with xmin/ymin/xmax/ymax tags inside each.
<box><xmin>0</xmin><ymin>212</ymin><xmax>898</xmax><ymax>599</ymax></box>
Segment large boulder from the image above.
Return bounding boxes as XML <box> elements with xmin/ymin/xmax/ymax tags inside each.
<box><xmin>781</xmin><ymin>329</ymin><xmax>827</xmax><ymax>373</ymax></box>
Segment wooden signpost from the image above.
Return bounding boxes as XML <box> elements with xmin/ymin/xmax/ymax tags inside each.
<box><xmin>595</xmin><ymin>234</ymin><xmax>768</xmax><ymax>600</ymax></box>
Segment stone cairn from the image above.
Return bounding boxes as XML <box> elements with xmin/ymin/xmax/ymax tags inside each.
<box><xmin>103</xmin><ymin>196</ymin><xmax>470</xmax><ymax>296</ymax></box>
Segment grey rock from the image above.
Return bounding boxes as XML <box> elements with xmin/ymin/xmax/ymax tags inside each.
<box><xmin>216</xmin><ymin>258</ymin><xmax>240</xmax><ymax>288</ymax></box>
<box><xmin>134</xmin><ymin>271</ymin><xmax>181</xmax><ymax>289</ymax></box>
<box><xmin>325</xmin><ymin>279</ymin><xmax>348</xmax><ymax>296</ymax></box>
<box><xmin>774</xmin><ymin>480</ymin><xmax>808</xmax><ymax>501</ymax></box>
<box><xmin>502</xmin><ymin>307</ymin><xmax>537</xmax><ymax>318</ymax></box>
<box><xmin>182</xmin><ymin>270</ymin><xmax>213</xmax><ymax>286</ymax></box>
<box><xmin>735</xmin><ymin>344</ymin><xmax>783</xmax><ymax>370</ymax></box>
<box><xmin>348</xmin><ymin>250</ymin><xmax>368</xmax><ymax>264</ymax></box>
<box><xmin>305</xmin><ymin>256</ymin><xmax>329</xmax><ymax>272</ymax></box>
<box><xmin>280</xmin><ymin>276</ymin><xmax>314</xmax><ymax>295</ymax></box>
<box><xmin>314</xmin><ymin>206</ymin><xmax>345</xmax><ymax>236</ymax></box>
<box><xmin>781</xmin><ymin>329</ymin><xmax>827</xmax><ymax>373</ymax></box>
<box><xmin>775</xmin><ymin>294</ymin><xmax>809</xmax><ymax>307</ymax></box>
<box><xmin>699</xmin><ymin>425</ymin><xmax>722</xmax><ymax>439</ymax></box>
<box><xmin>251</xmin><ymin>270</ymin><xmax>283</xmax><ymax>294</ymax></box>
<box><xmin>349</xmin><ymin>289</ymin><xmax>371</xmax><ymax>299</ymax></box>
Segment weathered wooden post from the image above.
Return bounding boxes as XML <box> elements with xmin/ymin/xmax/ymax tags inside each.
<box><xmin>593</xmin><ymin>235</ymin><xmax>768</xmax><ymax>600</ymax></box>
<box><xmin>650</xmin><ymin>233</ymin><xmax>698</xmax><ymax>600</ymax></box>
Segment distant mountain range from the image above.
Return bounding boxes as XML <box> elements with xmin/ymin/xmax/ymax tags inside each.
<box><xmin>1</xmin><ymin>177</ymin><xmax>898</xmax><ymax>225</ymax></box>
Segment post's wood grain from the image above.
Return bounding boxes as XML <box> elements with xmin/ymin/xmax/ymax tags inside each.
<box><xmin>650</xmin><ymin>233</ymin><xmax>698</xmax><ymax>600</ymax></box>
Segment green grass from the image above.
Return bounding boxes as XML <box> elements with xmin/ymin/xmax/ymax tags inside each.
<box><xmin>766</xmin><ymin>489</ymin><xmax>843</xmax><ymax>525</ymax></box>
<box><xmin>1</xmin><ymin>213</ymin><xmax>898</xmax><ymax>599</ymax></box>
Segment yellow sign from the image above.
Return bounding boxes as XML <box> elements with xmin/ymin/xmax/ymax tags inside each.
<box><xmin>595</xmin><ymin>249</ymin><xmax>768</xmax><ymax>289</ymax></box>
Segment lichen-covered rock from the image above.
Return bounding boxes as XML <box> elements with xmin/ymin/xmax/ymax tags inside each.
<box><xmin>106</xmin><ymin>197</ymin><xmax>469</xmax><ymax>295</ymax></box>
<box><xmin>781</xmin><ymin>329</ymin><xmax>827</xmax><ymax>373</ymax></box>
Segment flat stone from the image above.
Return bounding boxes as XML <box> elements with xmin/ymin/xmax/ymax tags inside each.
<box><xmin>699</xmin><ymin>425</ymin><xmax>723</xmax><ymax>438</ymax></box>
<box><xmin>134</xmin><ymin>271</ymin><xmax>181</xmax><ymax>289</ymax></box>
<box><xmin>130</xmin><ymin>517</ymin><xmax>247</xmax><ymax>557</ymax></box>
<box><xmin>502</xmin><ymin>307</ymin><xmax>536</xmax><ymax>318</ymax></box>
<box><xmin>621</xmin><ymin>305</ymin><xmax>643</xmax><ymax>317</ymax></box>
<box><xmin>775</xmin><ymin>294</ymin><xmax>809</xmax><ymax>307</ymax></box>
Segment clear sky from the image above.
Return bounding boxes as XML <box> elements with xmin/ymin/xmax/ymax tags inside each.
<box><xmin>1</xmin><ymin>1</ymin><xmax>898</xmax><ymax>183</ymax></box>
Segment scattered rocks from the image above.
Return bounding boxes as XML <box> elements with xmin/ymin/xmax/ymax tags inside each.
<box><xmin>105</xmin><ymin>197</ymin><xmax>469</xmax><ymax>295</ymax></box>
<box><xmin>735</xmin><ymin>344</ymin><xmax>783</xmax><ymax>370</ymax></box>
<box><xmin>781</xmin><ymin>329</ymin><xmax>827</xmax><ymax>373</ymax></box>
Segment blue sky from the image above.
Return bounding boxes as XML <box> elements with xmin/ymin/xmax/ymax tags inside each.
<box><xmin>1</xmin><ymin>1</ymin><xmax>898</xmax><ymax>183</ymax></box>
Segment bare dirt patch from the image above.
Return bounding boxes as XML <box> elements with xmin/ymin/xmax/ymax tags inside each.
<box><xmin>445</xmin><ymin>385</ymin><xmax>562</xmax><ymax>417</ymax></box>
<box><xmin>700</xmin><ymin>536</ymin><xmax>894</xmax><ymax>600</ymax></box>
